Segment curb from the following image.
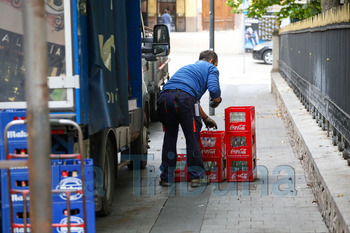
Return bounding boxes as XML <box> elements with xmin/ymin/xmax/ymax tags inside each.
<box><xmin>271</xmin><ymin>71</ymin><xmax>350</xmax><ymax>233</ymax></box>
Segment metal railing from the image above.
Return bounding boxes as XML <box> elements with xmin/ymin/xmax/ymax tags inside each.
<box><xmin>278</xmin><ymin>6</ymin><xmax>350</xmax><ymax>161</ymax></box>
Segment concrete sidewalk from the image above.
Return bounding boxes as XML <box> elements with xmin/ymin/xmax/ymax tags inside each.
<box><xmin>272</xmin><ymin>72</ymin><xmax>350</xmax><ymax>233</ymax></box>
<box><xmin>95</xmin><ymin>31</ymin><xmax>330</xmax><ymax>233</ymax></box>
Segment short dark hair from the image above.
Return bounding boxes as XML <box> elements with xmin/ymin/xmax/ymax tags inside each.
<box><xmin>199</xmin><ymin>50</ymin><xmax>218</xmax><ymax>65</ymax></box>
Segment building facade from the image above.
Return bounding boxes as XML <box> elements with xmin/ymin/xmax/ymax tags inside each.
<box><xmin>142</xmin><ymin>0</ymin><xmax>239</xmax><ymax>32</ymax></box>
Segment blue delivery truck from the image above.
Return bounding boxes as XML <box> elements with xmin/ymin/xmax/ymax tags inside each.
<box><xmin>0</xmin><ymin>0</ymin><xmax>170</xmax><ymax>222</ymax></box>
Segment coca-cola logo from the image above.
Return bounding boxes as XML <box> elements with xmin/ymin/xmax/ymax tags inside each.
<box><xmin>237</xmin><ymin>173</ymin><xmax>248</xmax><ymax>179</ymax></box>
<box><xmin>202</xmin><ymin>149</ymin><xmax>216</xmax><ymax>154</ymax></box>
<box><xmin>229</xmin><ymin>148</ymin><xmax>247</xmax><ymax>155</ymax></box>
<box><xmin>231</xmin><ymin>172</ymin><xmax>248</xmax><ymax>179</ymax></box>
<box><xmin>208</xmin><ymin>173</ymin><xmax>217</xmax><ymax>180</ymax></box>
<box><xmin>229</xmin><ymin>124</ymin><xmax>246</xmax><ymax>131</ymax></box>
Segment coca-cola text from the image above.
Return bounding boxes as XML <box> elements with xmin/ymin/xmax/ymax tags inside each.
<box><xmin>229</xmin><ymin>124</ymin><xmax>246</xmax><ymax>131</ymax></box>
<box><xmin>229</xmin><ymin>148</ymin><xmax>247</xmax><ymax>155</ymax></box>
<box><xmin>201</xmin><ymin>149</ymin><xmax>216</xmax><ymax>154</ymax></box>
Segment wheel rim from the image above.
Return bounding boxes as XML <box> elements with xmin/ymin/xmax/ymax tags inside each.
<box><xmin>265</xmin><ymin>52</ymin><xmax>273</xmax><ymax>64</ymax></box>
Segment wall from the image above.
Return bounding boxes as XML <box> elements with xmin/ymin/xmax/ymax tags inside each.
<box><xmin>185</xmin><ymin>0</ymin><xmax>197</xmax><ymax>31</ymax></box>
<box><xmin>148</xmin><ymin>0</ymin><xmax>157</xmax><ymax>28</ymax></box>
<box><xmin>176</xmin><ymin>0</ymin><xmax>186</xmax><ymax>31</ymax></box>
<box><xmin>202</xmin><ymin>0</ymin><xmax>235</xmax><ymax>30</ymax></box>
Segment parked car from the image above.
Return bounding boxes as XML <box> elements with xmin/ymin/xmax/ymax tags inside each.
<box><xmin>252</xmin><ymin>41</ymin><xmax>273</xmax><ymax>65</ymax></box>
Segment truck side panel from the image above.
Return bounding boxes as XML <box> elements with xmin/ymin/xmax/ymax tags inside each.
<box><xmin>76</xmin><ymin>0</ymin><xmax>90</xmax><ymax>124</ymax></box>
<box><xmin>126</xmin><ymin>0</ymin><xmax>143</xmax><ymax>108</ymax></box>
<box><xmin>86</xmin><ymin>0</ymin><xmax>129</xmax><ymax>135</ymax></box>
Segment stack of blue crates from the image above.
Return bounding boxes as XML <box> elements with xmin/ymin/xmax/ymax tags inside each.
<box><xmin>51</xmin><ymin>158</ymin><xmax>95</xmax><ymax>232</ymax></box>
<box><xmin>0</xmin><ymin>110</ymin><xmax>95</xmax><ymax>232</ymax></box>
<box><xmin>0</xmin><ymin>110</ymin><xmax>28</xmax><ymax>233</ymax></box>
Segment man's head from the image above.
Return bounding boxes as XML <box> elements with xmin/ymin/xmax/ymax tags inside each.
<box><xmin>199</xmin><ymin>50</ymin><xmax>218</xmax><ymax>67</ymax></box>
<box><xmin>164</xmin><ymin>9</ymin><xmax>168</xmax><ymax>14</ymax></box>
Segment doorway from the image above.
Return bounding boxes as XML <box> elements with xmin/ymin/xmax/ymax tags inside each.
<box><xmin>157</xmin><ymin>0</ymin><xmax>176</xmax><ymax>32</ymax></box>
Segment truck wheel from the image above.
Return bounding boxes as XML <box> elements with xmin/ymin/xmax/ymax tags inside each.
<box><xmin>150</xmin><ymin>109</ymin><xmax>160</xmax><ymax>122</ymax></box>
<box><xmin>128</xmin><ymin>118</ymin><xmax>148</xmax><ymax>170</ymax></box>
<box><xmin>92</xmin><ymin>136</ymin><xmax>117</xmax><ymax>216</ymax></box>
<box><xmin>150</xmin><ymin>93</ymin><xmax>160</xmax><ymax>122</ymax></box>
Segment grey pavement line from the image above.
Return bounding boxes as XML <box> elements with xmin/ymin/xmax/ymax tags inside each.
<box><xmin>150</xmin><ymin>185</ymin><xmax>211</xmax><ymax>233</ymax></box>
<box><xmin>149</xmin><ymin>194</ymin><xmax>171</xmax><ymax>233</ymax></box>
<box><xmin>272</xmin><ymin>71</ymin><xmax>348</xmax><ymax>233</ymax></box>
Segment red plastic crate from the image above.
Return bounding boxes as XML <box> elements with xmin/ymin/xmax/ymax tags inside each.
<box><xmin>203</xmin><ymin>158</ymin><xmax>226</xmax><ymax>182</ymax></box>
<box><xmin>225</xmin><ymin>132</ymin><xmax>256</xmax><ymax>158</ymax></box>
<box><xmin>226</xmin><ymin>157</ymin><xmax>257</xmax><ymax>182</ymax></box>
<box><xmin>174</xmin><ymin>154</ymin><xmax>190</xmax><ymax>182</ymax></box>
<box><xmin>200</xmin><ymin>130</ymin><xmax>226</xmax><ymax>159</ymax></box>
<box><xmin>225</xmin><ymin>106</ymin><xmax>255</xmax><ymax>133</ymax></box>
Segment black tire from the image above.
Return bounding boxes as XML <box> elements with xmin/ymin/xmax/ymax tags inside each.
<box><xmin>128</xmin><ymin>111</ymin><xmax>148</xmax><ymax>170</ymax></box>
<box><xmin>263</xmin><ymin>50</ymin><xmax>273</xmax><ymax>65</ymax></box>
<box><xmin>91</xmin><ymin>135</ymin><xmax>117</xmax><ymax>216</ymax></box>
<box><xmin>128</xmin><ymin>124</ymin><xmax>148</xmax><ymax>170</ymax></box>
<box><xmin>150</xmin><ymin>93</ymin><xmax>160</xmax><ymax>122</ymax></box>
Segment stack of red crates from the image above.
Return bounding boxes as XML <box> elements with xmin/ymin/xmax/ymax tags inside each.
<box><xmin>225</xmin><ymin>106</ymin><xmax>257</xmax><ymax>182</ymax></box>
<box><xmin>199</xmin><ymin>130</ymin><xmax>226</xmax><ymax>182</ymax></box>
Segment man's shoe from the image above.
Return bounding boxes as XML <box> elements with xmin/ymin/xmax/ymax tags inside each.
<box><xmin>159</xmin><ymin>180</ymin><xmax>174</xmax><ymax>187</ymax></box>
<box><xmin>190</xmin><ymin>176</ymin><xmax>209</xmax><ymax>188</ymax></box>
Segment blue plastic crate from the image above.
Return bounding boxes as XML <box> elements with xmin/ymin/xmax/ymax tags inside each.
<box><xmin>2</xmin><ymin>159</ymin><xmax>94</xmax><ymax>205</ymax></box>
<box><xmin>51</xmin><ymin>159</ymin><xmax>94</xmax><ymax>203</ymax></box>
<box><xmin>2</xmin><ymin>159</ymin><xmax>94</xmax><ymax>232</ymax></box>
<box><xmin>2</xmin><ymin>168</ymin><xmax>31</xmax><ymax>210</ymax></box>
<box><xmin>9</xmin><ymin>169</ymin><xmax>30</xmax><ymax>204</ymax></box>
<box><xmin>52</xmin><ymin>200</ymin><xmax>95</xmax><ymax>233</ymax></box>
<box><xmin>3</xmin><ymin>201</ymin><xmax>95</xmax><ymax>233</ymax></box>
<box><xmin>2</xmin><ymin>203</ymin><xmax>30</xmax><ymax>233</ymax></box>
<box><xmin>0</xmin><ymin>110</ymin><xmax>28</xmax><ymax>160</ymax></box>
<box><xmin>1</xmin><ymin>169</ymin><xmax>30</xmax><ymax>232</ymax></box>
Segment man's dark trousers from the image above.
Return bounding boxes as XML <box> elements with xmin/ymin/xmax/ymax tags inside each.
<box><xmin>158</xmin><ymin>90</ymin><xmax>205</xmax><ymax>182</ymax></box>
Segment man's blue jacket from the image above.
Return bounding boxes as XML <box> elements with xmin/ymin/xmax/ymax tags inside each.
<box><xmin>161</xmin><ymin>60</ymin><xmax>221</xmax><ymax>101</ymax></box>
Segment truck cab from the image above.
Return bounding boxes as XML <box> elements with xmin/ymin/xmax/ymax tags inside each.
<box><xmin>141</xmin><ymin>21</ymin><xmax>171</xmax><ymax>122</ymax></box>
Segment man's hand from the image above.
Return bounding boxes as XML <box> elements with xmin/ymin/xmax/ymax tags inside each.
<box><xmin>203</xmin><ymin>116</ymin><xmax>217</xmax><ymax>129</ymax></box>
<box><xmin>209</xmin><ymin>97</ymin><xmax>222</xmax><ymax>108</ymax></box>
